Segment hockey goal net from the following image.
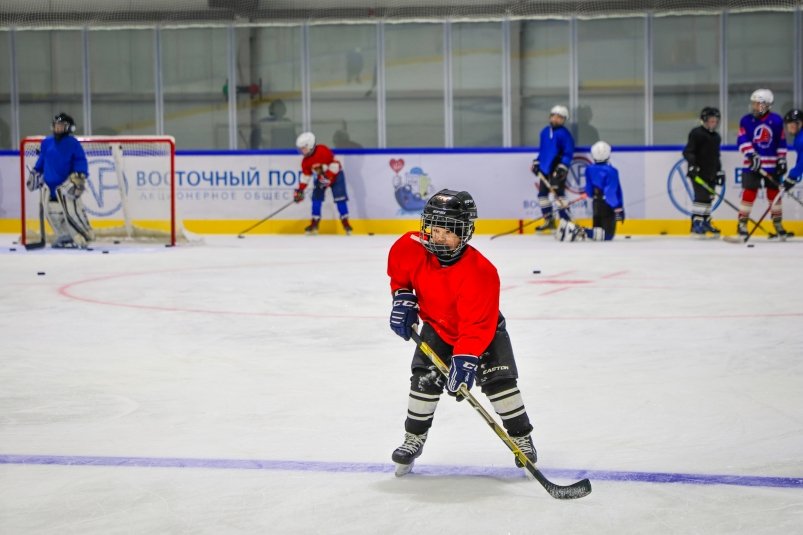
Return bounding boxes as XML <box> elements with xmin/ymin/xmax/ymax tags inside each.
<box><xmin>20</xmin><ymin>135</ymin><xmax>183</xmax><ymax>247</ymax></box>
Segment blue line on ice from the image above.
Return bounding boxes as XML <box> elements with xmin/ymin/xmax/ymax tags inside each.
<box><xmin>1</xmin><ymin>454</ymin><xmax>801</xmax><ymax>489</ymax></box>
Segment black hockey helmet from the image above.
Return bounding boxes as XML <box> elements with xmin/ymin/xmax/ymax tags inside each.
<box><xmin>420</xmin><ymin>189</ymin><xmax>477</xmax><ymax>260</ymax></box>
<box><xmin>52</xmin><ymin>112</ymin><xmax>76</xmax><ymax>134</ymax></box>
<box><xmin>700</xmin><ymin>107</ymin><xmax>720</xmax><ymax>121</ymax></box>
<box><xmin>784</xmin><ymin>108</ymin><xmax>803</xmax><ymax>124</ymax></box>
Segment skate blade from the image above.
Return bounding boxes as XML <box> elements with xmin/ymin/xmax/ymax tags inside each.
<box><xmin>394</xmin><ymin>461</ymin><xmax>414</xmax><ymax>477</ymax></box>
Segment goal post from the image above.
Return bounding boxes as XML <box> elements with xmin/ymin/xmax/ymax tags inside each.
<box><xmin>20</xmin><ymin>135</ymin><xmax>181</xmax><ymax>247</ymax></box>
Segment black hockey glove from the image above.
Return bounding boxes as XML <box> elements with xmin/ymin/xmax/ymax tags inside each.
<box><xmin>447</xmin><ymin>354</ymin><xmax>479</xmax><ymax>401</ymax></box>
<box><xmin>783</xmin><ymin>177</ymin><xmax>798</xmax><ymax>191</ymax></box>
<box><xmin>550</xmin><ymin>163</ymin><xmax>568</xmax><ymax>185</ymax></box>
<box><xmin>389</xmin><ymin>289</ymin><xmax>418</xmax><ymax>341</ymax></box>
<box><xmin>775</xmin><ymin>158</ymin><xmax>787</xmax><ymax>179</ymax></box>
<box><xmin>686</xmin><ymin>165</ymin><xmax>700</xmax><ymax>180</ymax></box>
<box><xmin>530</xmin><ymin>160</ymin><xmax>541</xmax><ymax>177</ymax></box>
<box><xmin>748</xmin><ymin>153</ymin><xmax>762</xmax><ymax>172</ymax></box>
<box><xmin>614</xmin><ymin>208</ymin><xmax>625</xmax><ymax>223</ymax></box>
<box><xmin>293</xmin><ymin>187</ymin><xmax>305</xmax><ymax>203</ymax></box>
<box><xmin>715</xmin><ymin>171</ymin><xmax>726</xmax><ymax>187</ymax></box>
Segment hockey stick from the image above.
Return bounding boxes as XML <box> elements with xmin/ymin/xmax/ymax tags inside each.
<box><xmin>24</xmin><ymin>187</ymin><xmax>46</xmax><ymax>250</ymax></box>
<box><xmin>729</xmin><ymin>187</ymin><xmax>786</xmax><ymax>244</ymax></box>
<box><xmin>758</xmin><ymin>169</ymin><xmax>803</xmax><ymax>209</ymax></box>
<box><xmin>237</xmin><ymin>200</ymin><xmax>296</xmax><ymax>238</ymax></box>
<box><xmin>409</xmin><ymin>328</ymin><xmax>592</xmax><ymax>500</ymax></box>
<box><xmin>490</xmin><ymin>196</ymin><xmax>586</xmax><ymax>240</ymax></box>
<box><xmin>692</xmin><ymin>177</ymin><xmax>773</xmax><ymax>237</ymax></box>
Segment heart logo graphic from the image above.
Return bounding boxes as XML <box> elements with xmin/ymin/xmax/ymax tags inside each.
<box><xmin>389</xmin><ymin>158</ymin><xmax>405</xmax><ymax>173</ymax></box>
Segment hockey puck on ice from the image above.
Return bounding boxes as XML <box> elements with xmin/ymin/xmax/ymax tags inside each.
<box><xmin>532</xmin><ymin>270</ymin><xmax>541</xmax><ymax>274</ymax></box>
<box><xmin>102</xmin><ymin>250</ymin><xmax>110</xmax><ymax>254</ymax></box>
<box><xmin>659</xmin><ymin>231</ymin><xmax>668</xmax><ymax>235</ymax></box>
<box><xmin>113</xmin><ymin>240</ymin><xmax>121</xmax><ymax>244</ymax></box>
<box><xmin>9</xmin><ymin>247</ymin><xmax>16</xmax><ymax>251</ymax></box>
<box><xmin>625</xmin><ymin>235</ymin><xmax>632</xmax><ymax>239</ymax></box>
<box><xmin>368</xmin><ymin>232</ymin><xmax>375</xmax><ymax>236</ymax></box>
<box><xmin>747</xmin><ymin>244</ymin><xmax>755</xmax><ymax>248</ymax></box>
<box><xmin>37</xmin><ymin>272</ymin><xmax>45</xmax><ymax>276</ymax></box>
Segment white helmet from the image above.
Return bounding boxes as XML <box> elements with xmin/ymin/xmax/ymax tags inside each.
<box><xmin>750</xmin><ymin>88</ymin><xmax>774</xmax><ymax>106</ymax></box>
<box><xmin>550</xmin><ymin>105</ymin><xmax>569</xmax><ymax>119</ymax></box>
<box><xmin>295</xmin><ymin>132</ymin><xmax>316</xmax><ymax>151</ymax></box>
<box><xmin>590</xmin><ymin>141</ymin><xmax>611</xmax><ymax>163</ymax></box>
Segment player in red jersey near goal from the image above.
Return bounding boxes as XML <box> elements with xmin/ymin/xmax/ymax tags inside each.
<box><xmin>386</xmin><ymin>189</ymin><xmax>537</xmax><ymax>476</ymax></box>
<box><xmin>292</xmin><ymin>131</ymin><xmax>353</xmax><ymax>235</ymax></box>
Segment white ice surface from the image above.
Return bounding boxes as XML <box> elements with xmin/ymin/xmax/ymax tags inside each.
<box><xmin>1</xmin><ymin>233</ymin><xmax>802</xmax><ymax>534</ymax></box>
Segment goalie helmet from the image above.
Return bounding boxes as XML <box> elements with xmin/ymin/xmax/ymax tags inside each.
<box><xmin>750</xmin><ymin>89</ymin><xmax>774</xmax><ymax>116</ymax></box>
<box><xmin>52</xmin><ymin>112</ymin><xmax>76</xmax><ymax>134</ymax></box>
<box><xmin>420</xmin><ymin>189</ymin><xmax>477</xmax><ymax>260</ymax></box>
<box><xmin>784</xmin><ymin>108</ymin><xmax>803</xmax><ymax>124</ymax></box>
<box><xmin>550</xmin><ymin>105</ymin><xmax>569</xmax><ymax>119</ymax></box>
<box><xmin>590</xmin><ymin>141</ymin><xmax>611</xmax><ymax>163</ymax></box>
<box><xmin>295</xmin><ymin>131</ymin><xmax>316</xmax><ymax>152</ymax></box>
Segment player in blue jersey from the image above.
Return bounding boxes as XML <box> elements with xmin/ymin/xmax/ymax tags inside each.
<box><xmin>556</xmin><ymin>141</ymin><xmax>623</xmax><ymax>242</ymax></box>
<box><xmin>783</xmin><ymin>109</ymin><xmax>803</xmax><ymax>198</ymax></box>
<box><xmin>26</xmin><ymin>112</ymin><xmax>93</xmax><ymax>248</ymax></box>
<box><xmin>736</xmin><ymin>89</ymin><xmax>789</xmax><ymax>238</ymax></box>
<box><xmin>530</xmin><ymin>105</ymin><xmax>575</xmax><ymax>232</ymax></box>
<box><xmin>683</xmin><ymin>107</ymin><xmax>725</xmax><ymax>238</ymax></box>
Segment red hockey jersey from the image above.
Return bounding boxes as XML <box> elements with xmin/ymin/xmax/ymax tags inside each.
<box><xmin>387</xmin><ymin>231</ymin><xmax>500</xmax><ymax>357</ymax></box>
<box><xmin>300</xmin><ymin>144</ymin><xmax>342</xmax><ymax>185</ymax></box>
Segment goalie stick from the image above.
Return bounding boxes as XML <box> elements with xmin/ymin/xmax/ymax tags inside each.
<box><xmin>237</xmin><ymin>200</ymin><xmax>296</xmax><ymax>238</ymax></box>
<box><xmin>490</xmin><ymin>196</ymin><xmax>587</xmax><ymax>240</ymax></box>
<box><xmin>692</xmin><ymin>177</ymin><xmax>774</xmax><ymax>238</ymax></box>
<box><xmin>410</xmin><ymin>328</ymin><xmax>592</xmax><ymax>500</ymax></box>
<box><xmin>24</xmin><ymin>186</ymin><xmax>47</xmax><ymax>250</ymax></box>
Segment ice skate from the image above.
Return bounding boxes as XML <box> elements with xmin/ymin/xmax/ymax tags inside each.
<box><xmin>737</xmin><ymin>219</ymin><xmax>749</xmax><ymax>238</ymax></box>
<box><xmin>304</xmin><ymin>217</ymin><xmax>320</xmax><ymax>235</ymax></box>
<box><xmin>392</xmin><ymin>431</ymin><xmax>427</xmax><ymax>477</ymax></box>
<box><xmin>510</xmin><ymin>433</ymin><xmax>537</xmax><ymax>479</ymax></box>
<box><xmin>702</xmin><ymin>217</ymin><xmax>721</xmax><ymax>235</ymax></box>
<box><xmin>534</xmin><ymin>216</ymin><xmax>555</xmax><ymax>233</ymax></box>
<box><xmin>340</xmin><ymin>215</ymin><xmax>353</xmax><ymax>236</ymax></box>
<box><xmin>769</xmin><ymin>219</ymin><xmax>794</xmax><ymax>241</ymax></box>
<box><xmin>690</xmin><ymin>217</ymin><xmax>708</xmax><ymax>239</ymax></box>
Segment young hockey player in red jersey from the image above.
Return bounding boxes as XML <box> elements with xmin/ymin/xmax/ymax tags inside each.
<box><xmin>292</xmin><ymin>131</ymin><xmax>352</xmax><ymax>235</ymax></box>
<box><xmin>386</xmin><ymin>189</ymin><xmax>536</xmax><ymax>476</ymax></box>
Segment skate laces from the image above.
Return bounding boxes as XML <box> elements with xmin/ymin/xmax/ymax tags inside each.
<box><xmin>398</xmin><ymin>432</ymin><xmax>427</xmax><ymax>454</ymax></box>
<box><xmin>511</xmin><ymin>434</ymin><xmax>534</xmax><ymax>455</ymax></box>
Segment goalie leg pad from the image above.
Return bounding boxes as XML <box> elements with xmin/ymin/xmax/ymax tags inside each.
<box><xmin>54</xmin><ymin>189</ymin><xmax>94</xmax><ymax>243</ymax></box>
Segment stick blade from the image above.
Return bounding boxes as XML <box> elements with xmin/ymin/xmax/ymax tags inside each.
<box><xmin>525</xmin><ymin>463</ymin><xmax>592</xmax><ymax>499</ymax></box>
<box><xmin>24</xmin><ymin>241</ymin><xmax>45</xmax><ymax>251</ymax></box>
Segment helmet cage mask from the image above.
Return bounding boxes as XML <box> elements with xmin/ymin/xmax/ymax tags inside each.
<box><xmin>420</xmin><ymin>212</ymin><xmax>475</xmax><ymax>260</ymax></box>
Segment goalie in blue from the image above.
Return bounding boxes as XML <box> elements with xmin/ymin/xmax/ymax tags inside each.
<box><xmin>26</xmin><ymin>112</ymin><xmax>94</xmax><ymax>248</ymax></box>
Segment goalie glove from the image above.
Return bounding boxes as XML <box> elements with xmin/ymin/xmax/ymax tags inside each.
<box><xmin>26</xmin><ymin>170</ymin><xmax>43</xmax><ymax>191</ymax></box>
<box><xmin>447</xmin><ymin>354</ymin><xmax>479</xmax><ymax>400</ymax></box>
<box><xmin>63</xmin><ymin>172</ymin><xmax>87</xmax><ymax>199</ymax></box>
